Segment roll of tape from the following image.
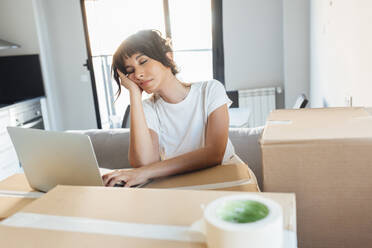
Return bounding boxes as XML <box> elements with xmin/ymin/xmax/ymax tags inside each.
<box><xmin>203</xmin><ymin>194</ymin><xmax>283</xmax><ymax>248</ymax></box>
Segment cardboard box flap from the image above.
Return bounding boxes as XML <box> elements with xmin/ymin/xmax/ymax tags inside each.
<box><xmin>0</xmin><ymin>174</ymin><xmax>33</xmax><ymax>192</ymax></box>
<box><xmin>267</xmin><ymin>107</ymin><xmax>368</xmax><ymax>121</ymax></box>
<box><xmin>0</xmin><ymin>174</ymin><xmax>40</xmax><ymax>221</ymax></box>
<box><xmin>261</xmin><ymin>107</ymin><xmax>372</xmax><ymax>144</ymax></box>
<box><xmin>0</xmin><ymin>198</ymin><xmax>36</xmax><ymax>221</ymax></box>
<box><xmin>145</xmin><ymin>163</ymin><xmax>251</xmax><ymax>189</ymax></box>
<box><xmin>18</xmin><ymin>185</ymin><xmax>296</xmax><ymax>231</ymax></box>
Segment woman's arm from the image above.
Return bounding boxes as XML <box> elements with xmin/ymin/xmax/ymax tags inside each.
<box><xmin>128</xmin><ymin>90</ymin><xmax>160</xmax><ymax>167</ymax></box>
<box><xmin>103</xmin><ymin>104</ymin><xmax>229</xmax><ymax>187</ymax></box>
<box><xmin>117</xmin><ymin>70</ymin><xmax>160</xmax><ymax>167</ymax></box>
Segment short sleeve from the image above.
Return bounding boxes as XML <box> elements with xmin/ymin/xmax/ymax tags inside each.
<box><xmin>142</xmin><ymin>99</ymin><xmax>160</xmax><ymax>134</ymax></box>
<box><xmin>206</xmin><ymin>80</ymin><xmax>232</xmax><ymax>116</ymax></box>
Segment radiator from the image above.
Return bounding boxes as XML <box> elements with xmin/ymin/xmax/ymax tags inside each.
<box><xmin>238</xmin><ymin>87</ymin><xmax>277</xmax><ymax>127</ymax></box>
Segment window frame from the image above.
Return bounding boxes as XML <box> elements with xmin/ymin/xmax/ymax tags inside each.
<box><xmin>80</xmin><ymin>0</ymin><xmax>102</xmax><ymax>128</ymax></box>
<box><xmin>211</xmin><ymin>0</ymin><xmax>225</xmax><ymax>85</ymax></box>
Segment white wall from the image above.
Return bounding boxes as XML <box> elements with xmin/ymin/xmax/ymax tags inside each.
<box><xmin>0</xmin><ymin>0</ymin><xmax>40</xmax><ymax>56</ymax></box>
<box><xmin>0</xmin><ymin>0</ymin><xmax>97</xmax><ymax>131</ymax></box>
<box><xmin>33</xmin><ymin>0</ymin><xmax>97</xmax><ymax>130</ymax></box>
<box><xmin>283</xmin><ymin>0</ymin><xmax>310</xmax><ymax>108</ymax></box>
<box><xmin>310</xmin><ymin>0</ymin><xmax>372</xmax><ymax>107</ymax></box>
<box><xmin>223</xmin><ymin>0</ymin><xmax>284</xmax><ymax>92</ymax></box>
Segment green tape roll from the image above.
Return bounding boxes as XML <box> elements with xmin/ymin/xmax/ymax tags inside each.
<box><xmin>216</xmin><ymin>200</ymin><xmax>269</xmax><ymax>223</ymax></box>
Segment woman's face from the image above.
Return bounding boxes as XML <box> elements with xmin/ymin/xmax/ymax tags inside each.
<box><xmin>123</xmin><ymin>53</ymin><xmax>171</xmax><ymax>94</ymax></box>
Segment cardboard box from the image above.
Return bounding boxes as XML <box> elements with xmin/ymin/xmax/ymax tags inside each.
<box><xmin>145</xmin><ymin>163</ymin><xmax>259</xmax><ymax>192</ymax></box>
<box><xmin>0</xmin><ymin>163</ymin><xmax>257</xmax><ymax>221</ymax></box>
<box><xmin>261</xmin><ymin>107</ymin><xmax>372</xmax><ymax>248</ymax></box>
<box><xmin>0</xmin><ymin>173</ymin><xmax>43</xmax><ymax>220</ymax></box>
<box><xmin>0</xmin><ymin>185</ymin><xmax>296</xmax><ymax>247</ymax></box>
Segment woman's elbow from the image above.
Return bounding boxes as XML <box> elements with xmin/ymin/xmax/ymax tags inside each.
<box><xmin>207</xmin><ymin>147</ymin><xmax>225</xmax><ymax>165</ymax></box>
<box><xmin>129</xmin><ymin>155</ymin><xmax>147</xmax><ymax>168</ymax></box>
<box><xmin>215</xmin><ymin>151</ymin><xmax>225</xmax><ymax>165</ymax></box>
<box><xmin>129</xmin><ymin>158</ymin><xmax>142</xmax><ymax>168</ymax></box>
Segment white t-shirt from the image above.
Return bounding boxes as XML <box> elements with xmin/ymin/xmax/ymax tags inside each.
<box><xmin>142</xmin><ymin>79</ymin><xmax>235</xmax><ymax>164</ymax></box>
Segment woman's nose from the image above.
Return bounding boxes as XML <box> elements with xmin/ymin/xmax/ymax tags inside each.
<box><xmin>135</xmin><ymin>69</ymin><xmax>144</xmax><ymax>80</ymax></box>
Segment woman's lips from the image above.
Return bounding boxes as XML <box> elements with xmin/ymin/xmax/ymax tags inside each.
<box><xmin>140</xmin><ymin>80</ymin><xmax>152</xmax><ymax>87</ymax></box>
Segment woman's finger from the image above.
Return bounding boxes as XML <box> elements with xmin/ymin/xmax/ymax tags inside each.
<box><xmin>117</xmin><ymin>69</ymin><xmax>125</xmax><ymax>77</ymax></box>
<box><xmin>117</xmin><ymin>70</ymin><xmax>129</xmax><ymax>81</ymax></box>
<box><xmin>107</xmin><ymin>174</ymin><xmax>129</xmax><ymax>187</ymax></box>
<box><xmin>102</xmin><ymin>170</ymin><xmax>122</xmax><ymax>185</ymax></box>
<box><xmin>102</xmin><ymin>172</ymin><xmax>114</xmax><ymax>185</ymax></box>
<box><xmin>124</xmin><ymin>180</ymin><xmax>133</xmax><ymax>188</ymax></box>
<box><xmin>117</xmin><ymin>71</ymin><xmax>132</xmax><ymax>88</ymax></box>
<box><xmin>107</xmin><ymin>176</ymin><xmax>120</xmax><ymax>187</ymax></box>
<box><xmin>107</xmin><ymin>177</ymin><xmax>119</xmax><ymax>187</ymax></box>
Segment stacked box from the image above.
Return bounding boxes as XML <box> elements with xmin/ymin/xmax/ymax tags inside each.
<box><xmin>261</xmin><ymin>107</ymin><xmax>372</xmax><ymax>247</ymax></box>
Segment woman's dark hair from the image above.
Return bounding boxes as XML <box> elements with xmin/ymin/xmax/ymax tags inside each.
<box><xmin>111</xmin><ymin>29</ymin><xmax>179</xmax><ymax>98</ymax></box>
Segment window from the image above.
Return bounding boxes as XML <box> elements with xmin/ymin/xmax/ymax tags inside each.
<box><xmin>168</xmin><ymin>0</ymin><xmax>213</xmax><ymax>82</ymax></box>
<box><xmin>81</xmin><ymin>0</ymin><xmax>223</xmax><ymax>129</ymax></box>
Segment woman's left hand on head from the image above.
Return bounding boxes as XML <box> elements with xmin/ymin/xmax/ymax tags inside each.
<box><xmin>102</xmin><ymin>168</ymin><xmax>149</xmax><ymax>187</ymax></box>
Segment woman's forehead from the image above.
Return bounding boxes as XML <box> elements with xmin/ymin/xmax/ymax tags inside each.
<box><xmin>123</xmin><ymin>53</ymin><xmax>146</xmax><ymax>65</ymax></box>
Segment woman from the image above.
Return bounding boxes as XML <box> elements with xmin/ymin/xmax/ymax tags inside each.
<box><xmin>102</xmin><ymin>29</ymin><xmax>237</xmax><ymax>187</ymax></box>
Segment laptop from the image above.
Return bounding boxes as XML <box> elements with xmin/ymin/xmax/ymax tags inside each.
<box><xmin>7</xmin><ymin>127</ymin><xmax>145</xmax><ymax>192</ymax></box>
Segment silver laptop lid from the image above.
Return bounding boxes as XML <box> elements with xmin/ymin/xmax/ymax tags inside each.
<box><xmin>7</xmin><ymin>127</ymin><xmax>104</xmax><ymax>192</ymax></box>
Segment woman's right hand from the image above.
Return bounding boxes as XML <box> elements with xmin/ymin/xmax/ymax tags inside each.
<box><xmin>117</xmin><ymin>70</ymin><xmax>142</xmax><ymax>94</ymax></box>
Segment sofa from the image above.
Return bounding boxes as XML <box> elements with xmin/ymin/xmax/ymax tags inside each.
<box><xmin>70</xmin><ymin>126</ymin><xmax>265</xmax><ymax>189</ymax></box>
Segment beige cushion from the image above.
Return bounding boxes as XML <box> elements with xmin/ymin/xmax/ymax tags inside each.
<box><xmin>228</xmin><ymin>126</ymin><xmax>264</xmax><ymax>189</ymax></box>
<box><xmin>67</xmin><ymin>128</ymin><xmax>131</xmax><ymax>170</ymax></box>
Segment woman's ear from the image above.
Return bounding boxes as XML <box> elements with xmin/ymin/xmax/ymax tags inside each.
<box><xmin>166</xmin><ymin>52</ymin><xmax>174</xmax><ymax>61</ymax></box>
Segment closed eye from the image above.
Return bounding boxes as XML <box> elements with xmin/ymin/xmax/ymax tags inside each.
<box><xmin>125</xmin><ymin>68</ymin><xmax>134</xmax><ymax>74</ymax></box>
<box><xmin>139</xmin><ymin>59</ymin><xmax>147</xmax><ymax>65</ymax></box>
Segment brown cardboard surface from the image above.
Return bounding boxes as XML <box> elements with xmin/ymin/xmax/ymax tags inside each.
<box><xmin>213</xmin><ymin>184</ymin><xmax>259</xmax><ymax>192</ymax></box>
<box><xmin>261</xmin><ymin>107</ymin><xmax>372</xmax><ymax>248</ymax></box>
<box><xmin>0</xmin><ymin>173</ymin><xmax>38</xmax><ymax>220</ymax></box>
<box><xmin>0</xmin><ymin>173</ymin><xmax>33</xmax><ymax>191</ymax></box>
<box><xmin>144</xmin><ymin>163</ymin><xmax>259</xmax><ymax>192</ymax></box>
<box><xmin>0</xmin><ymin>198</ymin><xmax>35</xmax><ymax>221</ymax></box>
<box><xmin>262</xmin><ymin>107</ymin><xmax>372</xmax><ymax>143</ymax></box>
<box><xmin>0</xmin><ymin>225</ymin><xmax>204</xmax><ymax>248</ymax></box>
<box><xmin>0</xmin><ymin>185</ymin><xmax>296</xmax><ymax>247</ymax></box>
<box><xmin>267</xmin><ymin>107</ymin><xmax>368</xmax><ymax>120</ymax></box>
